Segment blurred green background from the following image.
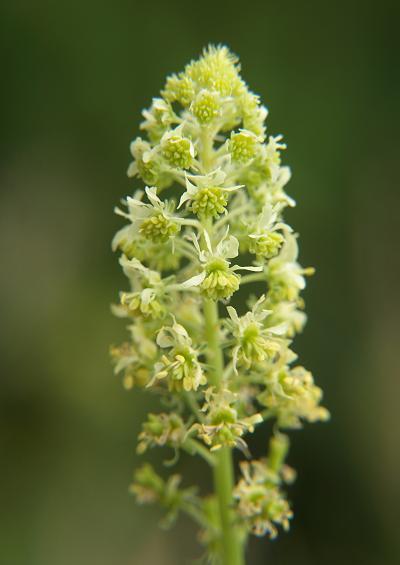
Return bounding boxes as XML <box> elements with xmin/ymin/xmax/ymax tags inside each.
<box><xmin>1</xmin><ymin>1</ymin><xmax>399</xmax><ymax>564</ymax></box>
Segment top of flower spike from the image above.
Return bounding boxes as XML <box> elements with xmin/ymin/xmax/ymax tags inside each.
<box><xmin>127</xmin><ymin>45</ymin><xmax>271</xmax><ymax>195</ymax></box>
<box><xmin>132</xmin><ymin>46</ymin><xmax>267</xmax><ymax>180</ymax></box>
<box><xmin>163</xmin><ymin>45</ymin><xmax>267</xmax><ymax>136</ymax></box>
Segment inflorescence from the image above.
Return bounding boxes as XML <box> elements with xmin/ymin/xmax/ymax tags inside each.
<box><xmin>111</xmin><ymin>45</ymin><xmax>329</xmax><ymax>562</ymax></box>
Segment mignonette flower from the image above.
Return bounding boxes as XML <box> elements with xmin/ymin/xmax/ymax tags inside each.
<box><xmin>179</xmin><ymin>169</ymin><xmax>242</xmax><ymax>219</ymax></box>
<box><xmin>128</xmin><ymin>138</ymin><xmax>167</xmax><ymax>187</ymax></box>
<box><xmin>192</xmin><ymin>388</ymin><xmax>263</xmax><ymax>452</ymax></box>
<box><xmin>151</xmin><ymin>319</ymin><xmax>206</xmax><ymax>392</ymax></box>
<box><xmin>267</xmin><ymin>233</ymin><xmax>315</xmax><ymax>303</ymax></box>
<box><xmin>229</xmin><ymin>130</ymin><xmax>259</xmax><ymax>163</ymax></box>
<box><xmin>183</xmin><ymin>229</ymin><xmax>262</xmax><ymax>301</ymax></box>
<box><xmin>226</xmin><ymin>295</ymin><xmax>287</xmax><ymax>372</ymax></box>
<box><xmin>140</xmin><ymin>97</ymin><xmax>177</xmax><ymax>142</ymax></box>
<box><xmin>161</xmin><ymin>127</ymin><xmax>196</xmax><ymax>169</ymax></box>
<box><xmin>111</xmin><ymin>45</ymin><xmax>329</xmax><ymax>564</ymax></box>
<box><xmin>248</xmin><ymin>203</ymin><xmax>291</xmax><ymax>259</ymax></box>
<box><xmin>116</xmin><ymin>186</ymin><xmax>181</xmax><ymax>243</ymax></box>
<box><xmin>110</xmin><ymin>320</ymin><xmax>157</xmax><ymax>389</ymax></box>
<box><xmin>259</xmin><ymin>365</ymin><xmax>330</xmax><ymax>428</ymax></box>
<box><xmin>191</xmin><ymin>89</ymin><xmax>221</xmax><ymax>124</ymax></box>
<box><xmin>137</xmin><ymin>413</ymin><xmax>187</xmax><ymax>454</ymax></box>
<box><xmin>119</xmin><ymin>256</ymin><xmax>167</xmax><ymax>318</ymax></box>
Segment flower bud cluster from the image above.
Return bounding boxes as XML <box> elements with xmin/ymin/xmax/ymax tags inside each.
<box><xmin>111</xmin><ymin>45</ymin><xmax>328</xmax><ymax>552</ymax></box>
<box><xmin>130</xmin><ymin>464</ymin><xmax>197</xmax><ymax>528</ymax></box>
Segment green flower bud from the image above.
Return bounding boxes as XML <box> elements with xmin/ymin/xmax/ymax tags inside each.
<box><xmin>163</xmin><ymin>74</ymin><xmax>196</xmax><ymax>107</ymax></box>
<box><xmin>139</xmin><ymin>213</ymin><xmax>180</xmax><ymax>243</ymax></box>
<box><xmin>230</xmin><ymin>130</ymin><xmax>258</xmax><ymax>163</ymax></box>
<box><xmin>192</xmin><ymin>186</ymin><xmax>228</xmax><ymax>218</ymax></box>
<box><xmin>162</xmin><ymin>134</ymin><xmax>195</xmax><ymax>169</ymax></box>
<box><xmin>186</xmin><ymin>45</ymin><xmax>242</xmax><ymax>97</ymax></box>
<box><xmin>130</xmin><ymin>464</ymin><xmax>164</xmax><ymax>503</ymax></box>
<box><xmin>268</xmin><ymin>433</ymin><xmax>290</xmax><ymax>474</ymax></box>
<box><xmin>249</xmin><ymin>231</ymin><xmax>284</xmax><ymax>259</ymax></box>
<box><xmin>136</xmin><ymin>157</ymin><xmax>159</xmax><ymax>185</ymax></box>
<box><xmin>192</xmin><ymin>90</ymin><xmax>220</xmax><ymax>124</ymax></box>
<box><xmin>201</xmin><ymin>258</ymin><xmax>240</xmax><ymax>300</ymax></box>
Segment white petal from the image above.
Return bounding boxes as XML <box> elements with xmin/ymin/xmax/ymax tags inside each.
<box><xmin>111</xmin><ymin>225</ymin><xmax>130</xmax><ymax>251</ymax></box>
<box><xmin>145</xmin><ymin>186</ymin><xmax>162</xmax><ymax>208</ymax></box>
<box><xmin>127</xmin><ymin>161</ymin><xmax>137</xmax><ymax>177</ymax></box>
<box><xmin>267</xmin><ymin>322</ymin><xmax>288</xmax><ymax>335</ymax></box>
<box><xmin>189</xmin><ymin>232</ymin><xmax>203</xmax><ymax>258</ymax></box>
<box><xmin>180</xmin><ymin>271</ymin><xmax>206</xmax><ymax>288</ymax></box>
<box><xmin>157</xmin><ymin>328</ymin><xmax>174</xmax><ymax>348</ymax></box>
<box><xmin>172</xmin><ymin>321</ymin><xmax>189</xmax><ymax>339</ymax></box>
<box><xmin>178</xmin><ymin>191</ymin><xmax>191</xmax><ymax>209</ymax></box>
<box><xmin>203</xmin><ymin>230</ymin><xmax>213</xmax><ymax>254</ymax></box>
<box><xmin>219</xmin><ymin>235</ymin><xmax>239</xmax><ymax>259</ymax></box>
<box><xmin>226</xmin><ymin>305</ymin><xmax>240</xmax><ymax>324</ymax></box>
<box><xmin>232</xmin><ymin>264</ymin><xmax>263</xmax><ymax>272</ymax></box>
<box><xmin>141</xmin><ymin>288</ymin><xmax>155</xmax><ymax>305</ymax></box>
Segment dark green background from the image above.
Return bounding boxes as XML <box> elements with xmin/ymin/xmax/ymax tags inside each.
<box><xmin>1</xmin><ymin>1</ymin><xmax>399</xmax><ymax>564</ymax></box>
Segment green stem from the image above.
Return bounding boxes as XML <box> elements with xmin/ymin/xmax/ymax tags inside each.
<box><xmin>240</xmin><ymin>272</ymin><xmax>266</xmax><ymax>285</ymax></box>
<box><xmin>203</xmin><ymin>298</ymin><xmax>245</xmax><ymax>565</ymax></box>
<box><xmin>199</xmin><ymin>122</ymin><xmax>245</xmax><ymax>565</ymax></box>
<box><xmin>183</xmin><ymin>437</ymin><xmax>216</xmax><ymax>467</ymax></box>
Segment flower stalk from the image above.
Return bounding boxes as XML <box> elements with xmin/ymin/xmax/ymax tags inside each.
<box><xmin>204</xmin><ymin>297</ymin><xmax>244</xmax><ymax>565</ymax></box>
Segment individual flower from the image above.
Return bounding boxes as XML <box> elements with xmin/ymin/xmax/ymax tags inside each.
<box><xmin>182</xmin><ymin>229</ymin><xmax>262</xmax><ymax>301</ymax></box>
<box><xmin>110</xmin><ymin>342</ymin><xmax>150</xmax><ymax>389</ymax></box>
<box><xmin>127</xmin><ymin>138</ymin><xmax>172</xmax><ymax>188</ymax></box>
<box><xmin>178</xmin><ymin>169</ymin><xmax>242</xmax><ymax>219</ymax></box>
<box><xmin>248</xmin><ymin>203</ymin><xmax>291</xmax><ymax>259</ymax></box>
<box><xmin>137</xmin><ymin>413</ymin><xmax>187</xmax><ymax>454</ymax></box>
<box><xmin>161</xmin><ymin>126</ymin><xmax>195</xmax><ymax>169</ymax></box>
<box><xmin>110</xmin><ymin>319</ymin><xmax>158</xmax><ymax>389</ymax></box>
<box><xmin>162</xmin><ymin>73</ymin><xmax>196</xmax><ymax>107</ymax></box>
<box><xmin>119</xmin><ymin>256</ymin><xmax>167</xmax><ymax>318</ymax></box>
<box><xmin>265</xmin><ymin>300</ymin><xmax>307</xmax><ymax>339</ymax></box>
<box><xmin>192</xmin><ymin>388</ymin><xmax>262</xmax><ymax>452</ymax></box>
<box><xmin>229</xmin><ymin>130</ymin><xmax>259</xmax><ymax>163</ymax></box>
<box><xmin>151</xmin><ymin>319</ymin><xmax>206</xmax><ymax>391</ymax></box>
<box><xmin>258</xmin><ymin>365</ymin><xmax>330</xmax><ymax>428</ymax></box>
<box><xmin>191</xmin><ymin>89</ymin><xmax>221</xmax><ymax>124</ymax></box>
<box><xmin>238</xmin><ymin>135</ymin><xmax>294</xmax><ymax>209</ymax></box>
<box><xmin>239</xmin><ymin>91</ymin><xmax>268</xmax><ymax>139</ymax></box>
<box><xmin>140</xmin><ymin>97</ymin><xmax>177</xmax><ymax>142</ymax></box>
<box><xmin>267</xmin><ymin>233</ymin><xmax>315</xmax><ymax>303</ymax></box>
<box><xmin>115</xmin><ymin>186</ymin><xmax>181</xmax><ymax>244</ymax></box>
<box><xmin>226</xmin><ymin>295</ymin><xmax>287</xmax><ymax>372</ymax></box>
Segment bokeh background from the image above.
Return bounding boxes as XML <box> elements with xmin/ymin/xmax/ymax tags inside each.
<box><xmin>1</xmin><ymin>1</ymin><xmax>399</xmax><ymax>564</ymax></box>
